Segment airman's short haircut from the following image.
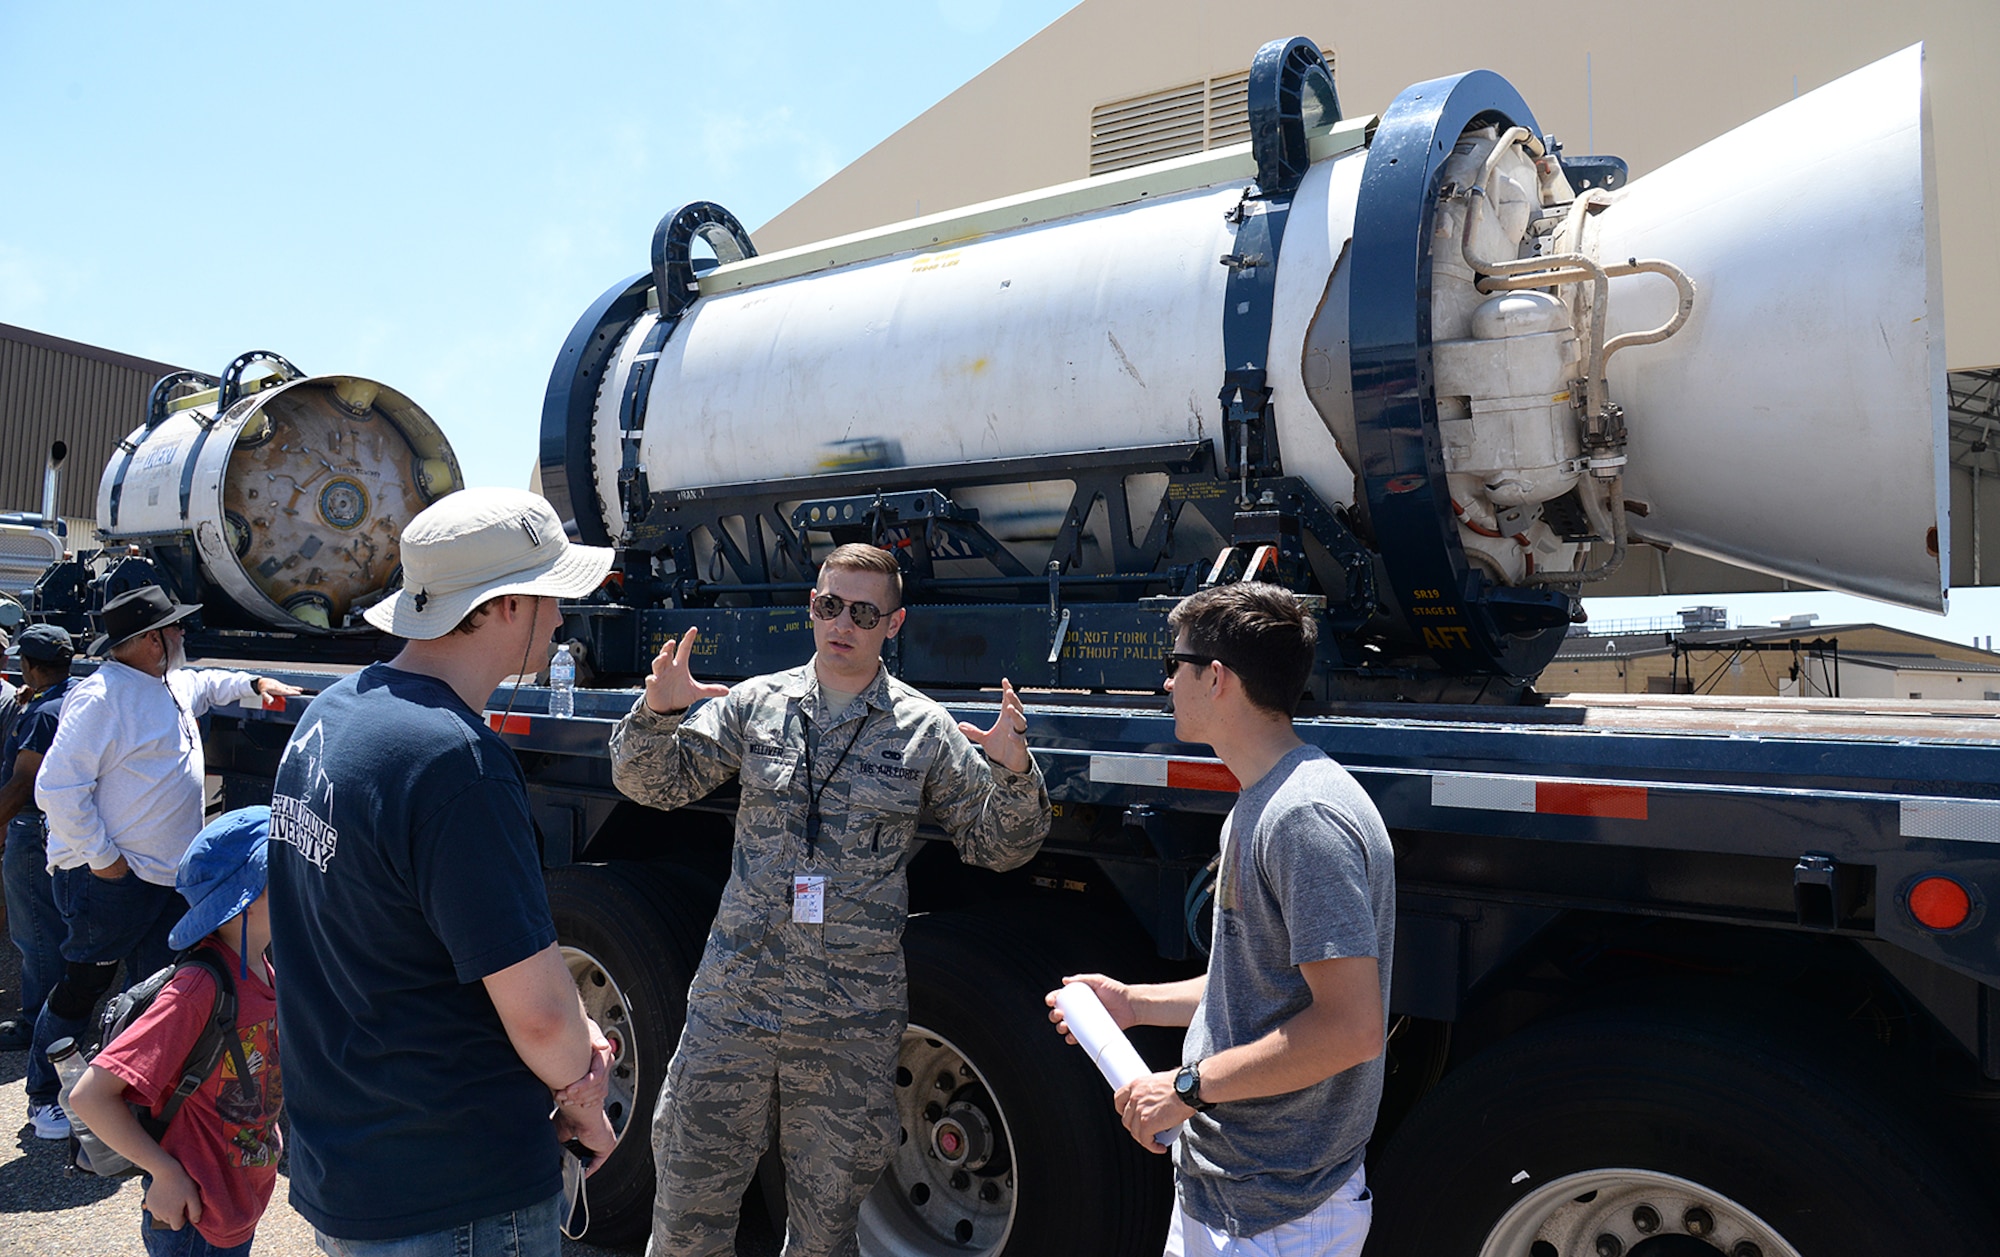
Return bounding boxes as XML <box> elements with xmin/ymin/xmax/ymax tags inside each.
<box><xmin>818</xmin><ymin>544</ymin><xmax>904</xmax><ymax>609</ymax></box>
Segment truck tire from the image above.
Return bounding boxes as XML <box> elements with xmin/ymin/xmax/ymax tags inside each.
<box><xmin>856</xmin><ymin>911</ymin><xmax>1173</xmax><ymax>1257</ymax></box>
<box><xmin>547</xmin><ymin>861</ymin><xmax>713</xmax><ymax>1246</ymax></box>
<box><xmin>1366</xmin><ymin>1005</ymin><xmax>1995</xmax><ymax>1257</ymax></box>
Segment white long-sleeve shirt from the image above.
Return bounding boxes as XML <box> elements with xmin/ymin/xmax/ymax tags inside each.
<box><xmin>38</xmin><ymin>660</ymin><xmax>260</xmax><ymax>885</ymax></box>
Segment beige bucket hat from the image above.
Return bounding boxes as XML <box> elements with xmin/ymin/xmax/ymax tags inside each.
<box><xmin>364</xmin><ymin>488</ymin><xmax>614</xmax><ymax>640</ymax></box>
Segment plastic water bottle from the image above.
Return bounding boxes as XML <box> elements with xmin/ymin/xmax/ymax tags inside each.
<box><xmin>549</xmin><ymin>645</ymin><xmax>576</xmax><ymax>719</ymax></box>
<box><xmin>48</xmin><ymin>1037</ymin><xmax>135</xmax><ymax>1175</ymax></box>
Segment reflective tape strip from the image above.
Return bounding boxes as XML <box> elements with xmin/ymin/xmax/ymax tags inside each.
<box><xmin>1088</xmin><ymin>754</ymin><xmax>1167</xmax><ymax>787</ymax></box>
<box><xmin>1901</xmin><ymin>799</ymin><xmax>2000</xmax><ymax>844</ymax></box>
<box><xmin>1432</xmin><ymin>773</ymin><xmax>1648</xmax><ymax>820</ymax></box>
<box><xmin>1088</xmin><ymin>754</ymin><xmax>1239</xmax><ymax>793</ymax></box>
<box><xmin>1431</xmin><ymin>773</ymin><xmax>1535</xmax><ymax>812</ymax></box>
<box><xmin>1537</xmin><ymin>781</ymin><xmax>1648</xmax><ymax>820</ymax></box>
<box><xmin>1170</xmin><ymin>760</ymin><xmax>1241</xmax><ymax>792</ymax></box>
<box><xmin>489</xmin><ymin>713</ymin><xmax>533</xmax><ymax>735</ymax></box>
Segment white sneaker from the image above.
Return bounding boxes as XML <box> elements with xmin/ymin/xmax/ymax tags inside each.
<box><xmin>28</xmin><ymin>1102</ymin><xmax>69</xmax><ymax>1140</ymax></box>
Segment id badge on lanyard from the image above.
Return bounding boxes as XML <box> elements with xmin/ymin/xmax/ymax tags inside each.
<box><xmin>793</xmin><ymin>874</ymin><xmax>827</xmax><ymax>924</ymax></box>
<box><xmin>793</xmin><ymin>701</ymin><xmax>870</xmax><ymax>926</ymax></box>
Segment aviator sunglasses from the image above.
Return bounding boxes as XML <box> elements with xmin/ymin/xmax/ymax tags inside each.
<box><xmin>810</xmin><ymin>592</ymin><xmax>892</xmax><ymax>630</ymax></box>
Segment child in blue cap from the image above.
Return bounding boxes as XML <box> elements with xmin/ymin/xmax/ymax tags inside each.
<box><xmin>67</xmin><ymin>806</ymin><xmax>284</xmax><ymax>1256</ymax></box>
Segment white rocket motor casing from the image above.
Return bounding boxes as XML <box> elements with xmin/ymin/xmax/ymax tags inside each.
<box><xmin>592</xmin><ymin>157</ymin><xmax>1368</xmax><ymax>559</ymax></box>
<box><xmin>1588</xmin><ymin>45</ymin><xmax>1947</xmax><ymax>610</ymax></box>
<box><xmin>99</xmin><ymin>376</ymin><xmax>461</xmax><ymax>633</ymax></box>
<box><xmin>555</xmin><ymin>43</ymin><xmax>1947</xmax><ymax>618</ymax></box>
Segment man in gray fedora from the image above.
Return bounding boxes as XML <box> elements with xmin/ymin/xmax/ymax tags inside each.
<box><xmin>24</xmin><ymin>586</ymin><xmax>300</xmax><ymax>1139</ymax></box>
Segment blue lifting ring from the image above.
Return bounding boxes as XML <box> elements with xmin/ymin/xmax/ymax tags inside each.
<box><xmin>541</xmin><ymin>203</ymin><xmax>759</xmax><ymax>548</ymax></box>
<box><xmin>1248</xmin><ymin>37</ymin><xmax>1342</xmax><ymax>199</ymax></box>
<box><xmin>651</xmin><ymin>201</ymin><xmax>756</xmax><ymax>320</ymax></box>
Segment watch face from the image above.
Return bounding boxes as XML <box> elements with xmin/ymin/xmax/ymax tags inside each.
<box><xmin>1175</xmin><ymin>1066</ymin><xmax>1197</xmax><ymax>1102</ymax></box>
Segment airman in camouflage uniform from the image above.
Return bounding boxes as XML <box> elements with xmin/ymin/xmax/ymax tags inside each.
<box><xmin>609</xmin><ymin>544</ymin><xmax>1048</xmax><ymax>1257</ymax></box>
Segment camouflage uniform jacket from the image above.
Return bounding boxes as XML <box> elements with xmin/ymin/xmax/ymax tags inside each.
<box><xmin>609</xmin><ymin>663</ymin><xmax>1049</xmax><ymax>1025</ymax></box>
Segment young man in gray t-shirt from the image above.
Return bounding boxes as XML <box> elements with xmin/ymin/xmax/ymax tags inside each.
<box><xmin>1047</xmin><ymin>583</ymin><xmax>1395</xmax><ymax>1256</ymax></box>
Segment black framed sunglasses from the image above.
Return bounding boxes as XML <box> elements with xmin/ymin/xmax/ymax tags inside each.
<box><xmin>810</xmin><ymin>592</ymin><xmax>891</xmax><ymax>630</ymax></box>
<box><xmin>1163</xmin><ymin>650</ymin><xmax>1222</xmax><ymax>680</ymax></box>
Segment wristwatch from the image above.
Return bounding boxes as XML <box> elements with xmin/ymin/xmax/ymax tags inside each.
<box><xmin>1174</xmin><ymin>1060</ymin><xmax>1213</xmax><ymax>1111</ymax></box>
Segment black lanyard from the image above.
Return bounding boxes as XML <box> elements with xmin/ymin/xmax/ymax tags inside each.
<box><xmin>165</xmin><ymin>675</ymin><xmax>199</xmax><ymax>754</ymax></box>
<box><xmin>800</xmin><ymin>706</ymin><xmax>870</xmax><ymax>857</ymax></box>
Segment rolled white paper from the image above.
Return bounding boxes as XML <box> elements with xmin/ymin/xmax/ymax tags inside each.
<box><xmin>1055</xmin><ymin>982</ymin><xmax>1179</xmax><ymax>1147</ymax></box>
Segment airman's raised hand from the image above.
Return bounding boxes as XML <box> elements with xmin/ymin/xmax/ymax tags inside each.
<box><xmin>958</xmin><ymin>677</ymin><xmax>1033</xmax><ymax>772</ymax></box>
<box><xmin>643</xmin><ymin>628</ymin><xmax>731</xmax><ymax>715</ymax></box>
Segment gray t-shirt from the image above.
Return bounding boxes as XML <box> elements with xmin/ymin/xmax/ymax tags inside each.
<box><xmin>1177</xmin><ymin>745</ymin><xmax>1396</xmax><ymax>1237</ymax></box>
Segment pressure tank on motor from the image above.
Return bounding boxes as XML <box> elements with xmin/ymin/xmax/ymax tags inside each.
<box><xmin>543</xmin><ymin>40</ymin><xmax>1946</xmax><ymax>684</ymax></box>
<box><xmin>100</xmin><ymin>354</ymin><xmax>461</xmax><ymax>634</ymax></box>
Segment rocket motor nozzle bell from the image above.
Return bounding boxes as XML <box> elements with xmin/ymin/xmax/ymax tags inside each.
<box><xmin>1585</xmin><ymin>44</ymin><xmax>1946</xmax><ymax>611</ymax></box>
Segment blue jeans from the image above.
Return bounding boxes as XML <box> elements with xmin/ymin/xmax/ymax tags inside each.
<box><xmin>141</xmin><ymin>1207</ymin><xmax>255</xmax><ymax>1256</ymax></box>
<box><xmin>5</xmin><ymin>813</ymin><xmax>64</xmax><ymax>1024</ymax></box>
<box><xmin>312</xmin><ymin>1192</ymin><xmax>562</xmax><ymax>1257</ymax></box>
<box><xmin>25</xmin><ymin>863</ymin><xmax>183</xmax><ymax>1102</ymax></box>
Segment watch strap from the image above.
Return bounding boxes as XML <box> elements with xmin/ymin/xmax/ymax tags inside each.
<box><xmin>1176</xmin><ymin>1060</ymin><xmax>1213</xmax><ymax>1111</ymax></box>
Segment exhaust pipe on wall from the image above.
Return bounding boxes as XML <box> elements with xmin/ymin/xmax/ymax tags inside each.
<box><xmin>41</xmin><ymin>441</ymin><xmax>66</xmax><ymax>526</ymax></box>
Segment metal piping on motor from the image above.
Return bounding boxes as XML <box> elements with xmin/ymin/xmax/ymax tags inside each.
<box><xmin>1535</xmin><ymin>477</ymin><xmax>1629</xmax><ymax>585</ymax></box>
<box><xmin>1455</xmin><ymin>128</ymin><xmax>1695</xmax><ymax>587</ymax></box>
<box><xmin>1462</xmin><ymin>134</ymin><xmax>1697</xmax><ymax>412</ymax></box>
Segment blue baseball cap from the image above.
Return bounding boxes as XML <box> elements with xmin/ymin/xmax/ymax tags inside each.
<box><xmin>169</xmin><ymin>806</ymin><xmax>270</xmax><ymax>951</ymax></box>
<box><xmin>15</xmin><ymin>624</ymin><xmax>73</xmax><ymax>662</ymax></box>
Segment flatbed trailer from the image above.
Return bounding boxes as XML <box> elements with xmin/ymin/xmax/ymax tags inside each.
<box><xmin>196</xmin><ymin>670</ymin><xmax>2000</xmax><ymax>1256</ymax></box>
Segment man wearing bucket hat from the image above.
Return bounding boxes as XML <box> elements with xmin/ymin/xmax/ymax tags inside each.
<box><xmin>0</xmin><ymin>624</ymin><xmax>78</xmax><ymax>1055</ymax></box>
<box><xmin>27</xmin><ymin>589</ymin><xmax>300</xmax><ymax>1140</ymax></box>
<box><xmin>268</xmin><ymin>487</ymin><xmax>616</xmax><ymax>1255</ymax></box>
<box><xmin>69</xmin><ymin>805</ymin><xmax>285</xmax><ymax>1256</ymax></box>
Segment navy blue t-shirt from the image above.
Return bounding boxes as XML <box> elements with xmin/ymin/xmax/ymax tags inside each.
<box><xmin>5</xmin><ymin>676</ymin><xmax>74</xmax><ymax>811</ymax></box>
<box><xmin>268</xmin><ymin>664</ymin><xmax>559</xmax><ymax>1240</ymax></box>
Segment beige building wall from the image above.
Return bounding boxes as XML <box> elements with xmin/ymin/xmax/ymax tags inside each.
<box><xmin>1844</xmin><ymin>666</ymin><xmax>2000</xmax><ymax>701</ymax></box>
<box><xmin>1540</xmin><ymin>655</ymin><xmax>1641</xmax><ymax>694</ymax></box>
<box><xmin>758</xmin><ymin>0</ymin><xmax>1998</xmax><ymax>372</ymax></box>
<box><xmin>1544</xmin><ymin>625</ymin><xmax>2000</xmax><ymax>697</ymax></box>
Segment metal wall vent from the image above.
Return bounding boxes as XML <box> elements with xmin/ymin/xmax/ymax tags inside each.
<box><xmin>1087</xmin><ymin>61</ymin><xmax>1315</xmax><ymax>177</ymax></box>
<box><xmin>1205</xmin><ymin>71</ymin><xmax>1251</xmax><ymax>147</ymax></box>
<box><xmin>1089</xmin><ymin>81</ymin><xmax>1206</xmax><ymax>176</ymax></box>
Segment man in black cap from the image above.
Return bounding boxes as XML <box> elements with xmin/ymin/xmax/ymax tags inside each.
<box><xmin>24</xmin><ymin>587</ymin><xmax>299</xmax><ymax>1139</ymax></box>
<box><xmin>0</xmin><ymin>625</ymin><xmax>77</xmax><ymax>1052</ymax></box>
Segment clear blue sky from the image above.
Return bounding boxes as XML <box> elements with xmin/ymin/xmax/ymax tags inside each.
<box><xmin>4</xmin><ymin>2</ymin><xmax>1992</xmax><ymax>649</ymax></box>
<box><xmin>0</xmin><ymin>0</ymin><xmax>1077</xmax><ymax>487</ymax></box>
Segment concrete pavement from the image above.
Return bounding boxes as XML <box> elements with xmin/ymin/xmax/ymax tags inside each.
<box><xmin>0</xmin><ymin>934</ymin><xmax>639</xmax><ymax>1255</ymax></box>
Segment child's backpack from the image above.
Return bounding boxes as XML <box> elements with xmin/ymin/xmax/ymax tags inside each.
<box><xmin>63</xmin><ymin>947</ymin><xmax>243</xmax><ymax>1177</ymax></box>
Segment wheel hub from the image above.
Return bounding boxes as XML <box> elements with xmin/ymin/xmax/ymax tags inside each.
<box><xmin>931</xmin><ymin>1101</ymin><xmax>995</xmax><ymax>1170</ymax></box>
<box><xmin>561</xmin><ymin>945</ymin><xmax>638</xmax><ymax>1143</ymax></box>
<box><xmin>858</xmin><ymin>1026</ymin><xmax>1017</xmax><ymax>1256</ymax></box>
<box><xmin>1481</xmin><ymin>1170</ymin><xmax>1801</xmax><ymax>1257</ymax></box>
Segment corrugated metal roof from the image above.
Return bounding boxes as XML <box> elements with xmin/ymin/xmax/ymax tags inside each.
<box><xmin>0</xmin><ymin>323</ymin><xmax>190</xmax><ymax>520</ymax></box>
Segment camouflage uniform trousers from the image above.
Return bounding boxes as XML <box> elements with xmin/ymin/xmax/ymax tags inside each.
<box><xmin>647</xmin><ymin>992</ymin><xmax>903</xmax><ymax>1257</ymax></box>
